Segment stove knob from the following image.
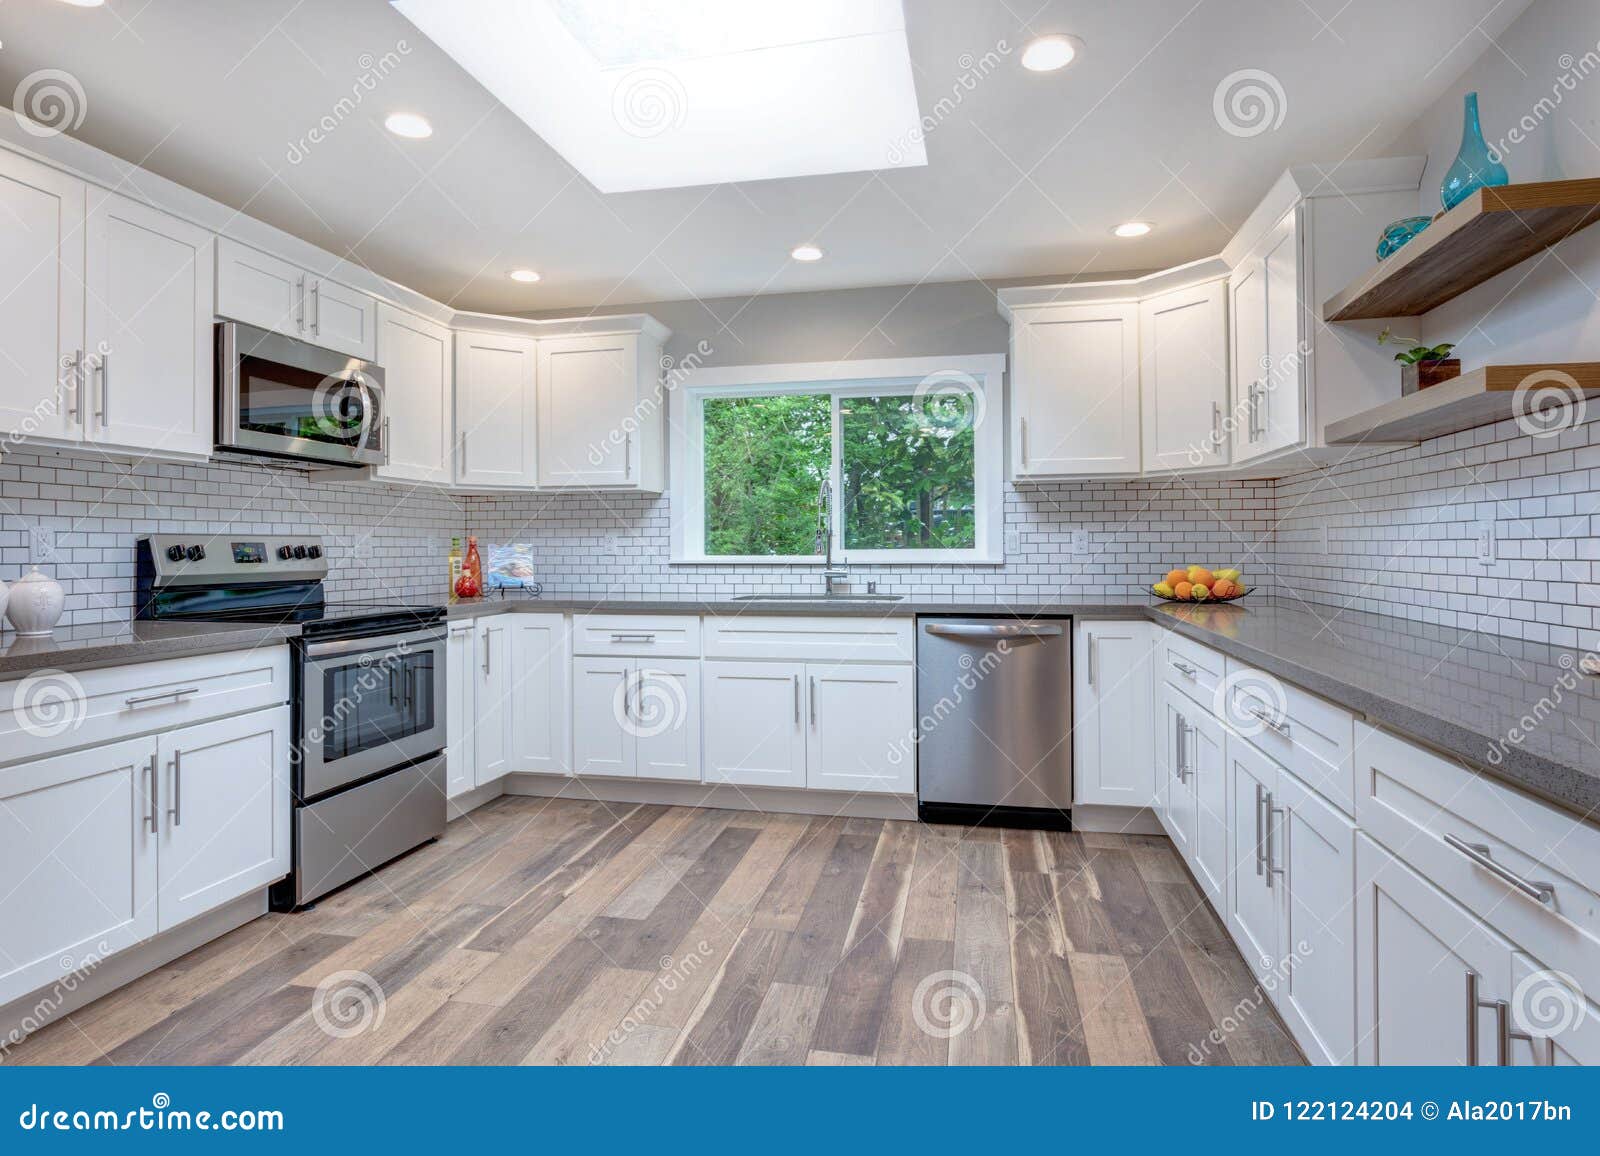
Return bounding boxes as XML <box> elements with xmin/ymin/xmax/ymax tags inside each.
<box><xmin>293</xmin><ymin>545</ymin><xmax>308</xmax><ymax>559</ymax></box>
<box><xmin>186</xmin><ymin>544</ymin><xmax>206</xmax><ymax>562</ymax></box>
<box><xmin>306</xmin><ymin>545</ymin><xmax>323</xmax><ymax>559</ymax></box>
<box><xmin>165</xmin><ymin>544</ymin><xmax>186</xmax><ymax>562</ymax></box>
<box><xmin>277</xmin><ymin>545</ymin><xmax>295</xmax><ymax>561</ymax></box>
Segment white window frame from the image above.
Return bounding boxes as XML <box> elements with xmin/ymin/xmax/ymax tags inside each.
<box><xmin>670</xmin><ymin>354</ymin><xmax>1005</xmax><ymax>565</ymax></box>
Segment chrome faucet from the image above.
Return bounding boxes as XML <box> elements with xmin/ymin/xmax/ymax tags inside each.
<box><xmin>816</xmin><ymin>477</ymin><xmax>849</xmax><ymax>596</ymax></box>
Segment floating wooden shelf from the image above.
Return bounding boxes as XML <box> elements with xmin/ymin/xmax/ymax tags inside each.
<box><xmin>1322</xmin><ymin>179</ymin><xmax>1600</xmax><ymax>322</ymax></box>
<box><xmin>1324</xmin><ymin>363</ymin><xmax>1600</xmax><ymax>444</ymax></box>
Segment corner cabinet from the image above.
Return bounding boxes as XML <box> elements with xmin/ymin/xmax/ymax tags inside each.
<box><xmin>1008</xmin><ymin>301</ymin><xmax>1140</xmax><ymax>478</ymax></box>
<box><xmin>1141</xmin><ymin>279</ymin><xmax>1229</xmax><ymax>471</ymax></box>
<box><xmin>537</xmin><ymin>329</ymin><xmax>667</xmax><ymax>492</ymax></box>
<box><xmin>1228</xmin><ymin>205</ymin><xmax>1305</xmax><ymax>465</ymax></box>
<box><xmin>455</xmin><ymin>329</ymin><xmax>539</xmax><ymax>489</ymax></box>
<box><xmin>376</xmin><ymin>305</ymin><xmax>453</xmax><ymax>485</ymax></box>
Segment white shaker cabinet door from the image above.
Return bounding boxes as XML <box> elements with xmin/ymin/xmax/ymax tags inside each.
<box><xmin>632</xmin><ymin>658</ymin><xmax>702</xmax><ymax>783</ymax></box>
<box><xmin>701</xmin><ymin>660</ymin><xmax>806</xmax><ymax>789</ymax></box>
<box><xmin>571</xmin><ymin>655</ymin><xmax>634</xmax><ymax>778</ymax></box>
<box><xmin>804</xmin><ymin>662</ymin><xmax>914</xmax><ymax>795</ymax></box>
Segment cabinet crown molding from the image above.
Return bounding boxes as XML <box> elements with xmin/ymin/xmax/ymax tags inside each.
<box><xmin>997</xmin><ymin>256</ymin><xmax>1230</xmax><ymax>318</ymax></box>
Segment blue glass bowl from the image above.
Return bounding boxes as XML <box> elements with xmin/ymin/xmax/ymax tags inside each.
<box><xmin>1376</xmin><ymin>215</ymin><xmax>1432</xmax><ymax>260</ymax></box>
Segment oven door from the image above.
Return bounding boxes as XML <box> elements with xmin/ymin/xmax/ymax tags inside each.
<box><xmin>299</xmin><ymin>627</ymin><xmax>446</xmax><ymax>799</ymax></box>
<box><xmin>217</xmin><ymin>321</ymin><xmax>388</xmax><ymax>467</ymax></box>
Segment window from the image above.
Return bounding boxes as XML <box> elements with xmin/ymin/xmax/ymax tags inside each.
<box><xmin>672</xmin><ymin>355</ymin><xmax>1004</xmax><ymax>564</ymax></box>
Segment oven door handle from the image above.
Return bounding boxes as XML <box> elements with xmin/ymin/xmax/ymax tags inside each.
<box><xmin>303</xmin><ymin>626</ymin><xmax>447</xmax><ymax>660</ymax></box>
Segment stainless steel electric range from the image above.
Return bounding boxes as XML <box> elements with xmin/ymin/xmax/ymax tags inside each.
<box><xmin>137</xmin><ymin>533</ymin><xmax>447</xmax><ymax>909</ymax></box>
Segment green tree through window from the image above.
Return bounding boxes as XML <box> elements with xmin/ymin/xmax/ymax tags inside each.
<box><xmin>841</xmin><ymin>395</ymin><xmax>975</xmax><ymax>550</ymax></box>
<box><xmin>703</xmin><ymin>394</ymin><xmax>830</xmax><ymax>555</ymax></box>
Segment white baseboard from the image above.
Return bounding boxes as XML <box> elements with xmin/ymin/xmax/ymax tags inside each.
<box><xmin>447</xmin><ymin>777</ymin><xmax>506</xmax><ymax>820</ymax></box>
<box><xmin>0</xmin><ymin>891</ymin><xmax>267</xmax><ymax>1055</ymax></box>
<box><xmin>1072</xmin><ymin>803</ymin><xmax>1165</xmax><ymax>835</ymax></box>
<box><xmin>502</xmin><ymin>773</ymin><xmax>918</xmax><ymax>821</ymax></box>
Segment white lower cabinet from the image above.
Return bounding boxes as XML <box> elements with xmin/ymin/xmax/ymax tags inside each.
<box><xmin>155</xmin><ymin>706</ymin><xmax>291</xmax><ymax>931</ymax></box>
<box><xmin>1355</xmin><ymin>834</ymin><xmax>1511</xmax><ymax>1065</ymax></box>
<box><xmin>507</xmin><ymin>614</ymin><xmax>569</xmax><ymax>776</ymax></box>
<box><xmin>474</xmin><ymin>618</ymin><xmax>512</xmax><ymax>785</ymax></box>
<box><xmin>1226</xmin><ymin>735</ymin><xmax>1280</xmax><ymax>975</ymax></box>
<box><xmin>573</xmin><ymin>656</ymin><xmax>700</xmax><ymax>782</ymax></box>
<box><xmin>0</xmin><ymin>736</ymin><xmax>158</xmax><ymax>1007</ymax></box>
<box><xmin>1160</xmin><ymin>681</ymin><xmax>1226</xmax><ymax>907</ymax></box>
<box><xmin>0</xmin><ymin>703</ymin><xmax>290</xmax><ymax>1009</ymax></box>
<box><xmin>702</xmin><ymin>659</ymin><xmax>912</xmax><ymax>794</ymax></box>
<box><xmin>1072</xmin><ymin>620</ymin><xmax>1155</xmax><ymax>807</ymax></box>
<box><xmin>702</xmin><ymin>660</ymin><xmax>806</xmax><ymax>788</ymax></box>
<box><xmin>445</xmin><ymin>619</ymin><xmax>477</xmax><ymax>799</ymax></box>
<box><xmin>805</xmin><ymin>663</ymin><xmax>914</xmax><ymax>795</ymax></box>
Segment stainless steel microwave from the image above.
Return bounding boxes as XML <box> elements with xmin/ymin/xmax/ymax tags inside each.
<box><xmin>215</xmin><ymin>321</ymin><xmax>388</xmax><ymax>468</ymax></box>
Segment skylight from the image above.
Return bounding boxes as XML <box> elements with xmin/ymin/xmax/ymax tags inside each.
<box><xmin>390</xmin><ymin>0</ymin><xmax>927</xmax><ymax>193</ymax></box>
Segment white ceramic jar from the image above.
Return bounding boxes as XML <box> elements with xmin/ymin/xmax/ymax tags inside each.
<box><xmin>6</xmin><ymin>567</ymin><xmax>65</xmax><ymax>636</ymax></box>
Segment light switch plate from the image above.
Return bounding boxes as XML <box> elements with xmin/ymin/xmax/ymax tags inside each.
<box><xmin>1473</xmin><ymin>519</ymin><xmax>1496</xmax><ymax>565</ymax></box>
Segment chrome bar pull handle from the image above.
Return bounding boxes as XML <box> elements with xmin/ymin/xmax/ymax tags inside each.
<box><xmin>1019</xmin><ymin>417</ymin><xmax>1029</xmax><ymax>469</ymax></box>
<box><xmin>1211</xmin><ymin>401</ymin><xmax>1223</xmax><ymax>450</ymax></box>
<box><xmin>309</xmin><ymin>280</ymin><xmax>320</xmax><ymax>335</ymax></box>
<box><xmin>1087</xmin><ymin>635</ymin><xmax>1097</xmax><ymax>687</ymax></box>
<box><xmin>1265</xmin><ymin>792</ymin><xmax>1286</xmax><ymax>886</ymax></box>
<box><xmin>624</xmin><ymin>432</ymin><xmax>632</xmax><ymax>479</ymax></box>
<box><xmin>1171</xmin><ymin>660</ymin><xmax>1197</xmax><ymax>678</ymax></box>
<box><xmin>94</xmin><ymin>352</ymin><xmax>108</xmax><ymax>421</ymax></box>
<box><xmin>793</xmin><ymin>674</ymin><xmax>800</xmax><ymax>726</ymax></box>
<box><xmin>296</xmin><ymin>276</ymin><xmax>306</xmax><ymax>331</ymax></box>
<box><xmin>1254</xmin><ymin>782</ymin><xmax>1266</xmax><ymax>877</ymax></box>
<box><xmin>125</xmin><ymin>686</ymin><xmax>200</xmax><ymax>709</ymax></box>
<box><xmin>143</xmin><ymin>753</ymin><xmax>158</xmax><ymax>834</ymax></box>
<box><xmin>809</xmin><ymin>676</ymin><xmax>817</xmax><ymax>726</ymax></box>
<box><xmin>1443</xmin><ymin>833</ymin><xmax>1557</xmax><ymax>905</ymax></box>
<box><xmin>168</xmin><ymin>751</ymin><xmax>182</xmax><ymax>828</ymax></box>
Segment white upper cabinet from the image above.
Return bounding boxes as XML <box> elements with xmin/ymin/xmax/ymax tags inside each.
<box><xmin>455</xmin><ymin>329</ymin><xmax>539</xmax><ymax>488</ymax></box>
<box><xmin>1141</xmin><ymin>279</ymin><xmax>1229</xmax><ymax>472</ymax></box>
<box><xmin>0</xmin><ymin>148</ymin><xmax>84</xmax><ymax>445</ymax></box>
<box><xmin>84</xmin><ymin>189</ymin><xmax>214</xmax><ymax>459</ymax></box>
<box><xmin>538</xmin><ymin>331</ymin><xmax>664</xmax><ymax>491</ymax></box>
<box><xmin>216</xmin><ymin>237</ymin><xmax>375</xmax><ymax>360</ymax></box>
<box><xmin>376</xmin><ymin>304</ymin><xmax>453</xmax><ymax>485</ymax></box>
<box><xmin>1009</xmin><ymin>300</ymin><xmax>1141</xmax><ymax>477</ymax></box>
<box><xmin>1230</xmin><ymin>206</ymin><xmax>1305</xmax><ymax>465</ymax></box>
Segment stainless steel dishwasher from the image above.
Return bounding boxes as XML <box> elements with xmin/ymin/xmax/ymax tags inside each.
<box><xmin>916</xmin><ymin>616</ymin><xmax>1072</xmax><ymax>829</ymax></box>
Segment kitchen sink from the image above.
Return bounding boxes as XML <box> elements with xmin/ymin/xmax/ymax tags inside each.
<box><xmin>731</xmin><ymin>593</ymin><xmax>905</xmax><ymax>603</ymax></box>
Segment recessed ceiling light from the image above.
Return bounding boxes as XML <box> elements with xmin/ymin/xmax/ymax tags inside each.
<box><xmin>384</xmin><ymin>112</ymin><xmax>433</xmax><ymax>139</ymax></box>
<box><xmin>790</xmin><ymin>244</ymin><xmax>824</xmax><ymax>262</ymax></box>
<box><xmin>1021</xmin><ymin>34</ymin><xmax>1082</xmax><ymax>73</ymax></box>
<box><xmin>1112</xmin><ymin>221</ymin><xmax>1153</xmax><ymax>238</ymax></box>
<box><xmin>507</xmin><ymin>269</ymin><xmax>541</xmax><ymax>283</ymax></box>
<box><xmin>55</xmin><ymin>0</ymin><xmax>106</xmax><ymax>7</ymax></box>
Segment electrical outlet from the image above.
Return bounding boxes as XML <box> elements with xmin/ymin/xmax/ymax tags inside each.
<box><xmin>28</xmin><ymin>525</ymin><xmax>55</xmax><ymax>563</ymax></box>
<box><xmin>1473</xmin><ymin>519</ymin><xmax>1496</xmax><ymax>565</ymax></box>
<box><xmin>1004</xmin><ymin>528</ymin><xmax>1021</xmax><ymax>555</ymax></box>
<box><xmin>606</xmin><ymin>534</ymin><xmax>623</xmax><ymax>556</ymax></box>
<box><xmin>1071</xmin><ymin>529</ymin><xmax>1089</xmax><ymax>555</ymax></box>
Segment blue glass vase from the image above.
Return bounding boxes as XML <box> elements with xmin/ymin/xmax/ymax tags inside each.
<box><xmin>1440</xmin><ymin>91</ymin><xmax>1508</xmax><ymax>211</ymax></box>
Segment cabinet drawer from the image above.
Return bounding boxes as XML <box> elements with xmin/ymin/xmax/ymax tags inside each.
<box><xmin>571</xmin><ymin>613</ymin><xmax>700</xmax><ymax>657</ymax></box>
<box><xmin>1158</xmin><ymin>628</ymin><xmax>1224</xmax><ymax>707</ymax></box>
<box><xmin>1222</xmin><ymin>658</ymin><xmax>1355</xmax><ymax>815</ymax></box>
<box><xmin>1355</xmin><ymin>722</ymin><xmax>1600</xmax><ymax>1004</ymax></box>
<box><xmin>0</xmin><ymin>647</ymin><xmax>291</xmax><ymax>767</ymax></box>
<box><xmin>705</xmin><ymin>615</ymin><xmax>914</xmax><ymax>663</ymax></box>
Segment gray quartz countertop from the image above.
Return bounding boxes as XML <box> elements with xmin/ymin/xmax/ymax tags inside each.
<box><xmin>4</xmin><ymin>594</ymin><xmax>1596</xmax><ymax>823</ymax></box>
<box><xmin>0</xmin><ymin>618</ymin><xmax>299</xmax><ymax>677</ymax></box>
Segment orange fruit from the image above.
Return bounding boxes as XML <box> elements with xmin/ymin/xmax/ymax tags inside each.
<box><xmin>1212</xmin><ymin>578</ymin><xmax>1236</xmax><ymax>598</ymax></box>
<box><xmin>1173</xmin><ymin>580</ymin><xmax>1193</xmax><ymax>600</ymax></box>
<box><xmin>1188</xmin><ymin>566</ymin><xmax>1215</xmax><ymax>587</ymax></box>
<box><xmin>1164</xmin><ymin>569</ymin><xmax>1187</xmax><ymax>586</ymax></box>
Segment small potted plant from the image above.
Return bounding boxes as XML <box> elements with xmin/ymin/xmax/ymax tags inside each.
<box><xmin>1378</xmin><ymin>328</ymin><xmax>1459</xmax><ymax>395</ymax></box>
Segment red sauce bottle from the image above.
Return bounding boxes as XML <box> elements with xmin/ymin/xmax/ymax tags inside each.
<box><xmin>455</xmin><ymin>536</ymin><xmax>483</xmax><ymax>600</ymax></box>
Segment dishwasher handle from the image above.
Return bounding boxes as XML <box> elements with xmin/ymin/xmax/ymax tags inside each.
<box><xmin>923</xmin><ymin>622</ymin><xmax>1064</xmax><ymax>640</ymax></box>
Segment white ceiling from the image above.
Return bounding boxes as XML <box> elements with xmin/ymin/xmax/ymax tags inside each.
<box><xmin>0</xmin><ymin>0</ymin><xmax>1530</xmax><ymax>312</ymax></box>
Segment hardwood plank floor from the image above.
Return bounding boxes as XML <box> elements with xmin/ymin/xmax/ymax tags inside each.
<box><xmin>7</xmin><ymin>797</ymin><xmax>1304</xmax><ymax>1067</ymax></box>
